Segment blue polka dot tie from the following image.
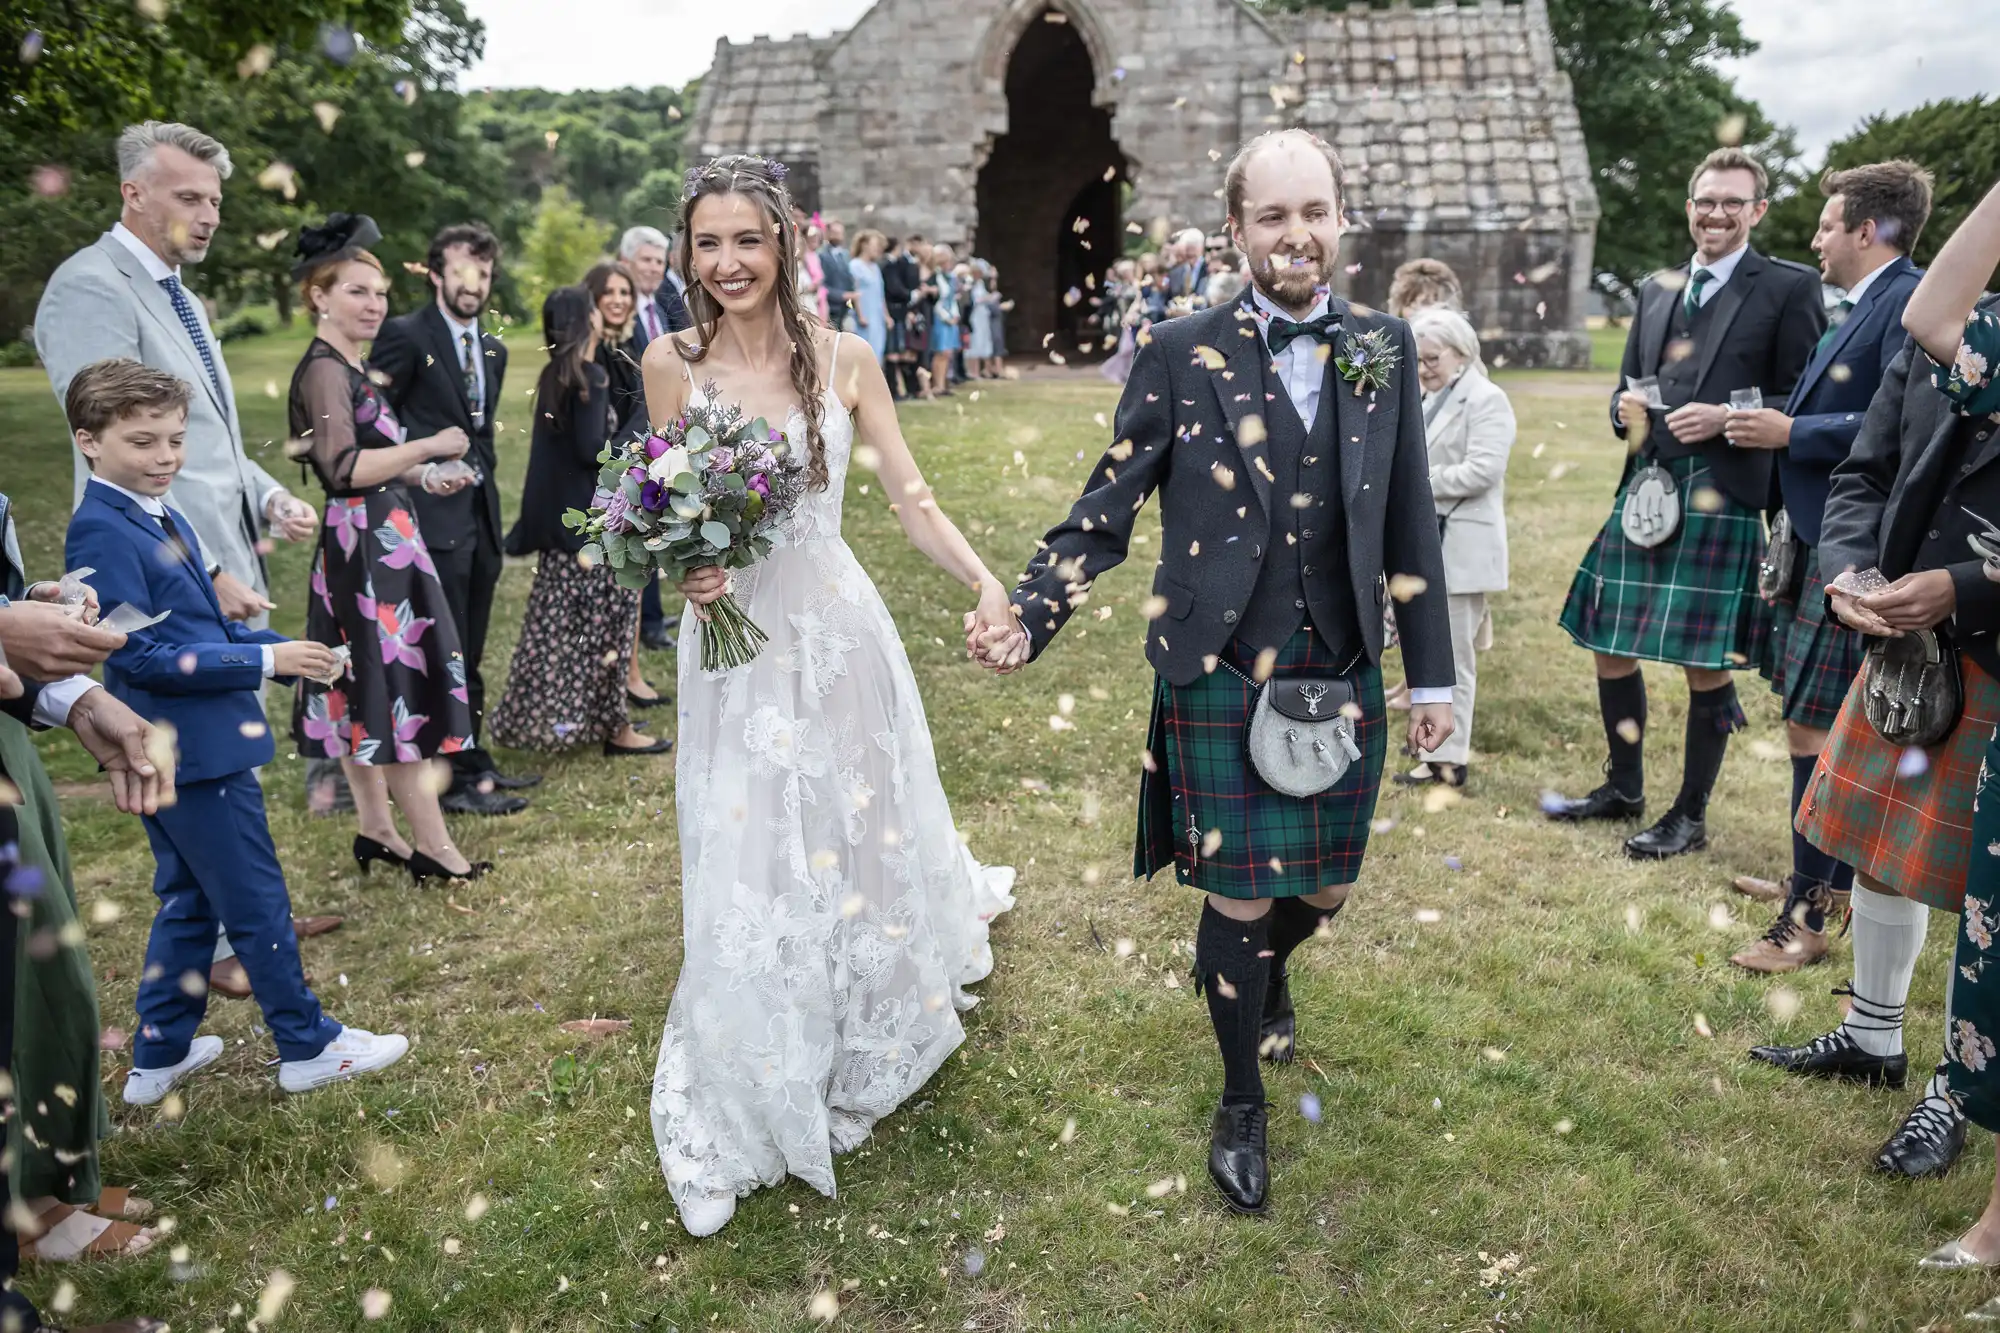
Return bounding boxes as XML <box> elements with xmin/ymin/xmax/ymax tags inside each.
<box><xmin>159</xmin><ymin>274</ymin><xmax>222</xmax><ymax>402</ymax></box>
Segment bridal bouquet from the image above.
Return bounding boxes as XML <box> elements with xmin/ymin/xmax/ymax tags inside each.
<box><xmin>564</xmin><ymin>385</ymin><xmax>807</xmax><ymax>671</ymax></box>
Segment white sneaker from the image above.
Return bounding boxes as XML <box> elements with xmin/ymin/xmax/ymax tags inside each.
<box><xmin>278</xmin><ymin>1028</ymin><xmax>409</xmax><ymax>1094</ymax></box>
<box><xmin>124</xmin><ymin>1034</ymin><xmax>224</xmax><ymax>1106</ymax></box>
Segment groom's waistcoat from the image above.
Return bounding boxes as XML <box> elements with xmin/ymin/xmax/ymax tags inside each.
<box><xmin>1238</xmin><ymin>351</ymin><xmax>1361</xmax><ymax>664</ymax></box>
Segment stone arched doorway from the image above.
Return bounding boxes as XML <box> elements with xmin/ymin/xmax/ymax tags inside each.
<box><xmin>974</xmin><ymin>9</ymin><xmax>1126</xmax><ymax>360</ymax></box>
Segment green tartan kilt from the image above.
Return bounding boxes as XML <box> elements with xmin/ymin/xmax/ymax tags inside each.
<box><xmin>1135</xmin><ymin>628</ymin><xmax>1387</xmax><ymax>900</ymax></box>
<box><xmin>1763</xmin><ymin>553</ymin><xmax>1865</xmax><ymax>730</ymax></box>
<box><xmin>1557</xmin><ymin>455</ymin><xmax>1772</xmax><ymax>670</ymax></box>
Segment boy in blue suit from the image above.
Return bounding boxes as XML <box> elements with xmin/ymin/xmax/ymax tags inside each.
<box><xmin>61</xmin><ymin>358</ymin><xmax>409</xmax><ymax>1102</ymax></box>
<box><xmin>1720</xmin><ymin>160</ymin><xmax>1935</xmax><ymax>974</ymax></box>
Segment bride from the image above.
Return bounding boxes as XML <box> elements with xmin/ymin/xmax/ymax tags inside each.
<box><xmin>643</xmin><ymin>155</ymin><xmax>1018</xmax><ymax>1236</ymax></box>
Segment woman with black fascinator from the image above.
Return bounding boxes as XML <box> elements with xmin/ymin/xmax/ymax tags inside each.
<box><xmin>488</xmin><ymin>286</ymin><xmax>667</xmax><ymax>758</ymax></box>
<box><xmin>284</xmin><ymin>214</ymin><xmax>491</xmax><ymax>884</ymax></box>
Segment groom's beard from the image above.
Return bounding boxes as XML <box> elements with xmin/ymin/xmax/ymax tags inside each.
<box><xmin>1251</xmin><ymin>251</ymin><xmax>1326</xmax><ymax>308</ymax></box>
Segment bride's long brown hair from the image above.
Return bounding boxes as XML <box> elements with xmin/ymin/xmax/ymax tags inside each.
<box><xmin>675</xmin><ymin>155</ymin><xmax>830</xmax><ymax>491</ymax></box>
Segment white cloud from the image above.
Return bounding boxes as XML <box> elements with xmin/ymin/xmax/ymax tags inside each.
<box><xmin>461</xmin><ymin>0</ymin><xmax>1984</xmax><ymax>162</ymax></box>
<box><xmin>1717</xmin><ymin>0</ymin><xmax>1987</xmax><ymax>157</ymax></box>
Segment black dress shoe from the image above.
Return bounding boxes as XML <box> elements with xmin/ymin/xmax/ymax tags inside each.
<box><xmin>441</xmin><ymin>785</ymin><xmax>530</xmax><ymax>816</ymax></box>
<box><xmin>1393</xmin><ymin>762</ymin><xmax>1467</xmax><ymax>790</ymax></box>
<box><xmin>1543</xmin><ymin>782</ymin><xmax>1643</xmax><ymax>823</ymax></box>
<box><xmin>1208</xmin><ymin>1102</ymin><xmax>1270</xmax><ymax>1214</ymax></box>
<box><xmin>1260</xmin><ymin>972</ymin><xmax>1296</xmax><ymax>1065</ymax></box>
<box><xmin>1624</xmin><ymin>810</ymin><xmax>1707</xmax><ymax>860</ymax></box>
<box><xmin>484</xmin><ymin>770</ymin><xmax>543</xmax><ymax>791</ymax></box>
<box><xmin>626</xmin><ymin>687</ymin><xmax>672</xmax><ymax>710</ymax></box>
<box><xmin>605</xmin><ymin>734</ymin><xmax>673</xmax><ymax>757</ymax></box>
<box><xmin>408</xmin><ymin>849</ymin><xmax>494</xmax><ymax>884</ymax></box>
<box><xmin>1748</xmin><ymin>1026</ymin><xmax>1909</xmax><ymax>1088</ymax></box>
<box><xmin>640</xmin><ymin>618</ymin><xmax>679</xmax><ymax>650</ymax></box>
<box><xmin>1875</xmin><ymin>1080</ymin><xmax>1967</xmax><ymax>1179</ymax></box>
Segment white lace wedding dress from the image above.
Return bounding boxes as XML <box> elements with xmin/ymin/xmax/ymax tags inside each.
<box><xmin>650</xmin><ymin>350</ymin><xmax>1016</xmax><ymax>1236</ymax></box>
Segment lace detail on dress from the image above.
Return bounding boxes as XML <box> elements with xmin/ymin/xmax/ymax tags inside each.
<box><xmin>651</xmin><ymin>382</ymin><xmax>1015</xmax><ymax>1225</ymax></box>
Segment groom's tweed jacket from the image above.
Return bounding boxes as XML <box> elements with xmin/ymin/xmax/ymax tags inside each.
<box><xmin>1012</xmin><ymin>289</ymin><xmax>1454</xmax><ymax>690</ymax></box>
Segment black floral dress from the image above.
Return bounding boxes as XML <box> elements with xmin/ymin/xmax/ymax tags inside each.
<box><xmin>288</xmin><ymin>339</ymin><xmax>475</xmax><ymax>764</ymax></box>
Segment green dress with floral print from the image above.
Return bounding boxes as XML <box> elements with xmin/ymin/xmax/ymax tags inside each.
<box><xmin>1937</xmin><ymin>303</ymin><xmax>2000</xmax><ymax>1130</ymax></box>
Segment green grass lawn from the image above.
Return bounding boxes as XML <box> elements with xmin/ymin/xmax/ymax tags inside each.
<box><xmin>3</xmin><ymin>331</ymin><xmax>1992</xmax><ymax>1331</ymax></box>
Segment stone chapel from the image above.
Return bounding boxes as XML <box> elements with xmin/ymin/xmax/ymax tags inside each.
<box><xmin>688</xmin><ymin>0</ymin><xmax>1600</xmax><ymax>367</ymax></box>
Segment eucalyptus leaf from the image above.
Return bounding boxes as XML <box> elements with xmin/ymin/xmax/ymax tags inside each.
<box><xmin>700</xmin><ymin>520</ymin><xmax>731</xmax><ymax>549</ymax></box>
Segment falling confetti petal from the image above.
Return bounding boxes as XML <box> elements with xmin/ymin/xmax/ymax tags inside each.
<box><xmin>360</xmin><ymin>1288</ymin><xmax>392</xmax><ymax>1319</ymax></box>
<box><xmin>1299</xmin><ymin>1092</ymin><xmax>1322</xmax><ymax>1123</ymax></box>
<box><xmin>808</xmin><ymin>1289</ymin><xmax>840</xmax><ymax>1322</ymax></box>
<box><xmin>256</xmin><ymin>1270</ymin><xmax>297</xmax><ymax>1322</ymax></box>
<box><xmin>1693</xmin><ymin>1013</ymin><xmax>1714</xmax><ymax>1038</ymax></box>
<box><xmin>1898</xmin><ymin>747</ymin><xmax>1930</xmax><ymax>778</ymax></box>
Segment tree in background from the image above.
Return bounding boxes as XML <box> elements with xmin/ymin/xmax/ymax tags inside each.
<box><xmin>515</xmin><ymin>185</ymin><xmax>609</xmax><ymax>315</ymax></box>
<box><xmin>1761</xmin><ymin>97</ymin><xmax>2000</xmax><ymax>281</ymax></box>
<box><xmin>462</xmin><ymin>86</ymin><xmax>692</xmax><ymax>233</ymax></box>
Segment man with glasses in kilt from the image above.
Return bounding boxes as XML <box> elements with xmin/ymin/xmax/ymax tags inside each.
<box><xmin>1722</xmin><ymin>161</ymin><xmax>1933</xmax><ymax>975</ymax></box>
<box><xmin>1546</xmin><ymin>148</ymin><xmax>1825</xmax><ymax>859</ymax></box>
<box><xmin>972</xmin><ymin>129</ymin><xmax>1456</xmax><ymax>1215</ymax></box>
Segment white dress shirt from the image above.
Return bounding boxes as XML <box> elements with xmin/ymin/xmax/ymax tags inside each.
<box><xmin>111</xmin><ymin>224</ymin><xmax>292</xmax><ymax>522</ymax></box>
<box><xmin>87</xmin><ymin>477</ymin><xmax>274</xmax><ymax>677</ymax></box>
<box><xmin>1246</xmin><ymin>286</ymin><xmax>1451</xmax><ymax>707</ymax></box>
<box><xmin>1838</xmin><ymin>255</ymin><xmax>1895</xmax><ymax>308</ymax></box>
<box><xmin>1684</xmin><ymin>241</ymin><xmax>1749</xmax><ymax>307</ymax></box>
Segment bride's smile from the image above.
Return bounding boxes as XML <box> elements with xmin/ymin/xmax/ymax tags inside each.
<box><xmin>690</xmin><ymin>192</ymin><xmax>783</xmax><ymax>314</ymax></box>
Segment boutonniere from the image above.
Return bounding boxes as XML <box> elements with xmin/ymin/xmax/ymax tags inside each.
<box><xmin>1335</xmin><ymin>327</ymin><xmax>1400</xmax><ymax>396</ymax></box>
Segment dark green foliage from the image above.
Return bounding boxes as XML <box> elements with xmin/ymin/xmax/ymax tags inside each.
<box><xmin>1761</xmin><ymin>97</ymin><xmax>2000</xmax><ymax>277</ymax></box>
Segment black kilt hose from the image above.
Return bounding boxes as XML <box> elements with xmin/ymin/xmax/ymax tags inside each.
<box><xmin>1762</xmin><ymin>552</ymin><xmax>1864</xmax><ymax>730</ymax></box>
<box><xmin>1558</xmin><ymin>454</ymin><xmax>1772</xmax><ymax>670</ymax></box>
<box><xmin>1137</xmin><ymin>629</ymin><xmax>1388</xmax><ymax>900</ymax></box>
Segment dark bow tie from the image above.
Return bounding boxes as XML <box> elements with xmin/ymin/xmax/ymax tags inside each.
<box><xmin>1264</xmin><ymin>311</ymin><xmax>1339</xmax><ymax>355</ymax></box>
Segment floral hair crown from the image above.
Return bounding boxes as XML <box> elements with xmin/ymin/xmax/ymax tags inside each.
<box><xmin>682</xmin><ymin>154</ymin><xmax>790</xmax><ymax>204</ymax></box>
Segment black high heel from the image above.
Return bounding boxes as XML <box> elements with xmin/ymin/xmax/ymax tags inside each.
<box><xmin>408</xmin><ymin>849</ymin><xmax>493</xmax><ymax>884</ymax></box>
<box><xmin>354</xmin><ymin>835</ymin><xmax>410</xmax><ymax>876</ymax></box>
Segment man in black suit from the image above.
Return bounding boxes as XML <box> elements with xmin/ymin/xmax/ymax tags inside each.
<box><xmin>883</xmin><ymin>234</ymin><xmax>924</xmax><ymax>400</ymax></box>
<box><xmin>618</xmin><ymin>224</ymin><xmax>693</xmax><ymax>649</ymax></box>
<box><xmin>977</xmin><ymin>130</ymin><xmax>1455</xmax><ymax>1215</ymax></box>
<box><xmin>1547</xmin><ymin>148</ymin><xmax>1825</xmax><ymax>859</ymax></box>
<box><xmin>369</xmin><ymin>223</ymin><xmax>537</xmax><ymax>815</ymax></box>
<box><xmin>1164</xmin><ymin>228</ymin><xmax>1209</xmax><ymax>315</ymax></box>
<box><xmin>1723</xmin><ymin>160</ymin><xmax>1933</xmax><ymax>974</ymax></box>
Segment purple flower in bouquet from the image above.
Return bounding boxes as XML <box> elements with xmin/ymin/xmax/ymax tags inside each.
<box><xmin>708</xmin><ymin>446</ymin><xmax>735</xmax><ymax>472</ymax></box>
<box><xmin>747</xmin><ymin>473</ymin><xmax>771</xmax><ymax>499</ymax></box>
<box><xmin>598</xmin><ymin>487</ymin><xmax>633</xmax><ymax>534</ymax></box>
<box><xmin>640</xmin><ymin>479</ymin><xmax>667</xmax><ymax>512</ymax></box>
<box><xmin>645</xmin><ymin>434</ymin><xmax>671</xmax><ymax>460</ymax></box>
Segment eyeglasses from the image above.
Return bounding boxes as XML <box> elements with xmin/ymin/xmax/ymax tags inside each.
<box><xmin>1689</xmin><ymin>197</ymin><xmax>1760</xmax><ymax>217</ymax></box>
<box><xmin>1418</xmin><ymin>352</ymin><xmax>1445</xmax><ymax>368</ymax></box>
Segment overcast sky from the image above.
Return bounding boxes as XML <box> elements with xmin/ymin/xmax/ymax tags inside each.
<box><xmin>462</xmin><ymin>0</ymin><xmax>1986</xmax><ymax>159</ymax></box>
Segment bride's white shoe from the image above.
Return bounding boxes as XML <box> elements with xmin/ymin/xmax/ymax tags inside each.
<box><xmin>678</xmin><ymin>1191</ymin><xmax>737</xmax><ymax>1239</ymax></box>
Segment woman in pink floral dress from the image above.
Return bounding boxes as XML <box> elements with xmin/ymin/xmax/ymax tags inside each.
<box><xmin>285</xmin><ymin>215</ymin><xmax>484</xmax><ymax>883</ymax></box>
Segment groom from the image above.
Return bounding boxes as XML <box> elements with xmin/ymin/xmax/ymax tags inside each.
<box><xmin>974</xmin><ymin>129</ymin><xmax>1455</xmax><ymax>1213</ymax></box>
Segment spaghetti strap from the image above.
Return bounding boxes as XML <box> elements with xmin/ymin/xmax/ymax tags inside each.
<box><xmin>674</xmin><ymin>337</ymin><xmax>696</xmax><ymax>390</ymax></box>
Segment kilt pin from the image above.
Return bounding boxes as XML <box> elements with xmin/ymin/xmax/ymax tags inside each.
<box><xmin>1558</xmin><ymin>454</ymin><xmax>1771</xmax><ymax>670</ymax></box>
<box><xmin>1138</xmin><ymin>631</ymin><xmax>1387</xmax><ymax>899</ymax></box>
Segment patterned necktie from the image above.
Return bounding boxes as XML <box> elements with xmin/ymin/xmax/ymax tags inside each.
<box><xmin>1683</xmin><ymin>267</ymin><xmax>1714</xmax><ymax>318</ymax></box>
<box><xmin>1264</xmin><ymin>311</ymin><xmax>1339</xmax><ymax>356</ymax></box>
<box><xmin>460</xmin><ymin>330</ymin><xmax>484</xmax><ymax>426</ymax></box>
<box><xmin>641</xmin><ymin>299</ymin><xmax>659</xmax><ymax>343</ymax></box>
<box><xmin>159</xmin><ymin>275</ymin><xmax>222</xmax><ymax>401</ymax></box>
<box><xmin>1816</xmin><ymin>298</ymin><xmax>1855</xmax><ymax>355</ymax></box>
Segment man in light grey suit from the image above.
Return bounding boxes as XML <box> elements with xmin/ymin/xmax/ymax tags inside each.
<box><xmin>35</xmin><ymin>121</ymin><xmax>319</xmax><ymax>628</ymax></box>
<box><xmin>33</xmin><ymin>121</ymin><xmax>336</xmax><ymax>993</ymax></box>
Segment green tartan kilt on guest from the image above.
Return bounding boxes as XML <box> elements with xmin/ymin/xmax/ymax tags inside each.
<box><xmin>1558</xmin><ymin>455</ymin><xmax>1772</xmax><ymax>670</ymax></box>
<box><xmin>1135</xmin><ymin>627</ymin><xmax>1387</xmax><ymax>900</ymax></box>
<box><xmin>1946</xmin><ymin>724</ymin><xmax>2000</xmax><ymax>1132</ymax></box>
<box><xmin>1762</xmin><ymin>555</ymin><xmax>1865</xmax><ymax>730</ymax></box>
<box><xmin>1797</xmin><ymin>657</ymin><xmax>2000</xmax><ymax>913</ymax></box>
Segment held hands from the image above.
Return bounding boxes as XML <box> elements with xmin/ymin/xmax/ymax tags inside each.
<box><xmin>67</xmin><ymin>686</ymin><xmax>173</xmax><ymax>815</ymax></box>
<box><xmin>213</xmin><ymin>570</ymin><xmax>276</xmax><ymax>622</ymax></box>
<box><xmin>1408</xmin><ymin>702</ymin><xmax>1454</xmax><ymax>760</ymax></box>
<box><xmin>1723</xmin><ymin>408</ymin><xmax>1792</xmax><ymax>450</ymax></box>
<box><xmin>0</xmin><ymin>601</ymin><xmax>126</xmax><ymax>677</ymax></box>
<box><xmin>1665</xmin><ymin>401</ymin><xmax>1731</xmax><ymax>445</ymax></box>
<box><xmin>963</xmin><ymin>581</ymin><xmax>1028</xmax><ymax>674</ymax></box>
<box><xmin>272</xmin><ymin>640</ymin><xmax>340</xmax><ymax>682</ymax></box>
